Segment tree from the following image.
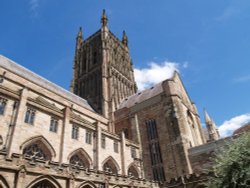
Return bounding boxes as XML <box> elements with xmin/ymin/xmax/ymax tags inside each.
<box><xmin>206</xmin><ymin>132</ymin><xmax>250</xmax><ymax>188</ymax></box>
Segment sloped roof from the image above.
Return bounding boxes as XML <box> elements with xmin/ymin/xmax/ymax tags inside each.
<box><xmin>118</xmin><ymin>81</ymin><xmax>164</xmax><ymax>109</ymax></box>
<box><xmin>0</xmin><ymin>55</ymin><xmax>94</xmax><ymax>112</ymax></box>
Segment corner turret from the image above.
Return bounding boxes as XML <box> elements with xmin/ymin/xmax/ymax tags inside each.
<box><xmin>122</xmin><ymin>30</ymin><xmax>128</xmax><ymax>47</ymax></box>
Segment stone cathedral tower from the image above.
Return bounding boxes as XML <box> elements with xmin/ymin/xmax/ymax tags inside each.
<box><xmin>71</xmin><ymin>10</ymin><xmax>137</xmax><ymax>131</ymax></box>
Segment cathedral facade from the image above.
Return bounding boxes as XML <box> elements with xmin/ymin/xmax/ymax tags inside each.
<box><xmin>0</xmin><ymin>10</ymin><xmax>220</xmax><ymax>188</ymax></box>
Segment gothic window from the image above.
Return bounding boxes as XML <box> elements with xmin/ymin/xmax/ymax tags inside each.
<box><xmin>72</xmin><ymin>124</ymin><xmax>79</xmax><ymax>140</ymax></box>
<box><xmin>131</xmin><ymin>147</ymin><xmax>136</xmax><ymax>158</ymax></box>
<box><xmin>145</xmin><ymin>119</ymin><xmax>165</xmax><ymax>182</ymax></box>
<box><xmin>31</xmin><ymin>180</ymin><xmax>56</xmax><ymax>188</ymax></box>
<box><xmin>0</xmin><ymin>98</ymin><xmax>7</xmax><ymax>115</ymax></box>
<box><xmin>101</xmin><ymin>135</ymin><xmax>106</xmax><ymax>149</ymax></box>
<box><xmin>23</xmin><ymin>142</ymin><xmax>50</xmax><ymax>161</ymax></box>
<box><xmin>128</xmin><ymin>165</ymin><xmax>139</xmax><ymax>178</ymax></box>
<box><xmin>85</xmin><ymin>130</ymin><xmax>92</xmax><ymax>144</ymax></box>
<box><xmin>49</xmin><ymin>118</ymin><xmax>58</xmax><ymax>133</ymax></box>
<box><xmin>113</xmin><ymin>141</ymin><xmax>119</xmax><ymax>153</ymax></box>
<box><xmin>70</xmin><ymin>154</ymin><xmax>85</xmax><ymax>167</ymax></box>
<box><xmin>103</xmin><ymin>159</ymin><xmax>118</xmax><ymax>174</ymax></box>
<box><xmin>24</xmin><ymin>108</ymin><xmax>36</xmax><ymax>125</ymax></box>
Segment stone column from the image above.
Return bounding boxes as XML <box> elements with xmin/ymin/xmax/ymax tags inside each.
<box><xmin>120</xmin><ymin>131</ymin><xmax>126</xmax><ymax>175</ymax></box>
<box><xmin>59</xmin><ymin>106</ymin><xmax>71</xmax><ymax>163</ymax></box>
<box><xmin>7</xmin><ymin>87</ymin><xmax>28</xmax><ymax>158</ymax></box>
<box><xmin>95</xmin><ymin>121</ymin><xmax>102</xmax><ymax>170</ymax></box>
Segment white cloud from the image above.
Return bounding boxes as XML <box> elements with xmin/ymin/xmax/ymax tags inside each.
<box><xmin>218</xmin><ymin>113</ymin><xmax>250</xmax><ymax>137</ymax></box>
<box><xmin>233</xmin><ymin>75</ymin><xmax>250</xmax><ymax>83</ymax></box>
<box><xmin>134</xmin><ymin>61</ymin><xmax>179</xmax><ymax>91</ymax></box>
<box><xmin>29</xmin><ymin>0</ymin><xmax>39</xmax><ymax>16</ymax></box>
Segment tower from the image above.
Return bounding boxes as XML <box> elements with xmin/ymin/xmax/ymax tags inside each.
<box><xmin>204</xmin><ymin>110</ymin><xmax>220</xmax><ymax>141</ymax></box>
<box><xmin>71</xmin><ymin>10</ymin><xmax>137</xmax><ymax>131</ymax></box>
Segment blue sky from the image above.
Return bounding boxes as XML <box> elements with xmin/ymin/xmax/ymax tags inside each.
<box><xmin>0</xmin><ymin>0</ymin><xmax>250</xmax><ymax>137</ymax></box>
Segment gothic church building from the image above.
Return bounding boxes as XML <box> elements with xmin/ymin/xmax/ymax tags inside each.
<box><xmin>0</xmin><ymin>10</ymin><xmax>219</xmax><ymax>188</ymax></box>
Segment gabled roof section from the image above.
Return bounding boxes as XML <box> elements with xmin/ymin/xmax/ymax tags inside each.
<box><xmin>118</xmin><ymin>81</ymin><xmax>164</xmax><ymax>109</ymax></box>
<box><xmin>0</xmin><ymin>55</ymin><xmax>94</xmax><ymax>112</ymax></box>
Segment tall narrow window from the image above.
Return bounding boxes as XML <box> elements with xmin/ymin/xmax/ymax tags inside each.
<box><xmin>131</xmin><ymin>147</ymin><xmax>136</xmax><ymax>158</ymax></box>
<box><xmin>146</xmin><ymin>119</ymin><xmax>165</xmax><ymax>182</ymax></box>
<box><xmin>24</xmin><ymin>108</ymin><xmax>36</xmax><ymax>125</ymax></box>
<box><xmin>72</xmin><ymin>125</ymin><xmax>79</xmax><ymax>140</ymax></box>
<box><xmin>101</xmin><ymin>135</ymin><xmax>106</xmax><ymax>149</ymax></box>
<box><xmin>114</xmin><ymin>141</ymin><xmax>119</xmax><ymax>153</ymax></box>
<box><xmin>85</xmin><ymin>130</ymin><xmax>92</xmax><ymax>144</ymax></box>
<box><xmin>49</xmin><ymin>118</ymin><xmax>58</xmax><ymax>133</ymax></box>
<box><xmin>0</xmin><ymin>98</ymin><xmax>7</xmax><ymax>115</ymax></box>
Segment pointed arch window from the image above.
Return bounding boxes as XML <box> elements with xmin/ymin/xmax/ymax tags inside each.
<box><xmin>23</xmin><ymin>141</ymin><xmax>52</xmax><ymax>161</ymax></box>
<box><xmin>70</xmin><ymin>154</ymin><xmax>85</xmax><ymax>168</ymax></box>
<box><xmin>31</xmin><ymin>180</ymin><xmax>56</xmax><ymax>188</ymax></box>
<box><xmin>103</xmin><ymin>159</ymin><xmax>118</xmax><ymax>174</ymax></box>
<box><xmin>128</xmin><ymin>165</ymin><xmax>139</xmax><ymax>178</ymax></box>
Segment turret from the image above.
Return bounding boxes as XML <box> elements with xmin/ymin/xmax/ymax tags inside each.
<box><xmin>122</xmin><ymin>30</ymin><xmax>128</xmax><ymax>47</ymax></box>
<box><xmin>204</xmin><ymin>110</ymin><xmax>220</xmax><ymax>142</ymax></box>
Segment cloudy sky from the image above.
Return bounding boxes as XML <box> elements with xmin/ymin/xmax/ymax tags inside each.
<box><xmin>0</xmin><ymin>0</ymin><xmax>250</xmax><ymax>137</ymax></box>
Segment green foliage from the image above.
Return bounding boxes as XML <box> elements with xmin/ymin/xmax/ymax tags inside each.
<box><xmin>206</xmin><ymin>133</ymin><xmax>250</xmax><ymax>188</ymax></box>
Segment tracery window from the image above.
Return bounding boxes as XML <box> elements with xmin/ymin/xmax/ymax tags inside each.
<box><xmin>23</xmin><ymin>143</ymin><xmax>49</xmax><ymax>161</ymax></box>
<box><xmin>49</xmin><ymin>118</ymin><xmax>58</xmax><ymax>133</ymax></box>
<box><xmin>31</xmin><ymin>180</ymin><xmax>56</xmax><ymax>188</ymax></box>
<box><xmin>103</xmin><ymin>160</ymin><xmax>118</xmax><ymax>174</ymax></box>
<box><xmin>145</xmin><ymin>119</ymin><xmax>165</xmax><ymax>182</ymax></box>
<box><xmin>128</xmin><ymin>165</ymin><xmax>139</xmax><ymax>178</ymax></box>
<box><xmin>24</xmin><ymin>108</ymin><xmax>36</xmax><ymax>125</ymax></box>
<box><xmin>70</xmin><ymin>154</ymin><xmax>85</xmax><ymax>167</ymax></box>
<box><xmin>0</xmin><ymin>98</ymin><xmax>7</xmax><ymax>115</ymax></box>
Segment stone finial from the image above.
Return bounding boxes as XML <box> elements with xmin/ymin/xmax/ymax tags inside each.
<box><xmin>204</xmin><ymin>109</ymin><xmax>220</xmax><ymax>141</ymax></box>
<box><xmin>77</xmin><ymin>27</ymin><xmax>83</xmax><ymax>38</ymax></box>
<box><xmin>101</xmin><ymin>9</ymin><xmax>108</xmax><ymax>27</ymax></box>
<box><xmin>122</xmin><ymin>30</ymin><xmax>128</xmax><ymax>46</ymax></box>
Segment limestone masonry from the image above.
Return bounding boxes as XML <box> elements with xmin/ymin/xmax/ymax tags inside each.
<box><xmin>0</xmin><ymin>10</ymin><xmax>222</xmax><ymax>188</ymax></box>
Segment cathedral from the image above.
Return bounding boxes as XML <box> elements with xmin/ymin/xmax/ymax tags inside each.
<box><xmin>0</xmin><ymin>10</ymin><xmax>221</xmax><ymax>188</ymax></box>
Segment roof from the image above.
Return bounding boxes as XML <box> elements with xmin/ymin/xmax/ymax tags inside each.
<box><xmin>0</xmin><ymin>55</ymin><xmax>94</xmax><ymax>112</ymax></box>
<box><xmin>118</xmin><ymin>81</ymin><xmax>164</xmax><ymax>109</ymax></box>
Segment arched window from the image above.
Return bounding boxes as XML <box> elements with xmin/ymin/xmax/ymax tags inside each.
<box><xmin>128</xmin><ymin>165</ymin><xmax>139</xmax><ymax>178</ymax></box>
<box><xmin>23</xmin><ymin>140</ymin><xmax>52</xmax><ymax>161</ymax></box>
<box><xmin>102</xmin><ymin>158</ymin><xmax>119</xmax><ymax>174</ymax></box>
<box><xmin>68</xmin><ymin>149</ymin><xmax>91</xmax><ymax>169</ymax></box>
<box><xmin>31</xmin><ymin>180</ymin><xmax>56</xmax><ymax>188</ymax></box>
<box><xmin>70</xmin><ymin>154</ymin><xmax>85</xmax><ymax>168</ymax></box>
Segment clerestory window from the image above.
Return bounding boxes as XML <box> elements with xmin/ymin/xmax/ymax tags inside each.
<box><xmin>24</xmin><ymin>108</ymin><xmax>36</xmax><ymax>125</ymax></box>
<box><xmin>72</xmin><ymin>124</ymin><xmax>79</xmax><ymax>140</ymax></box>
<box><xmin>0</xmin><ymin>97</ymin><xmax>7</xmax><ymax>115</ymax></box>
<box><xmin>85</xmin><ymin>130</ymin><xmax>92</xmax><ymax>144</ymax></box>
<box><xmin>49</xmin><ymin>118</ymin><xmax>58</xmax><ymax>133</ymax></box>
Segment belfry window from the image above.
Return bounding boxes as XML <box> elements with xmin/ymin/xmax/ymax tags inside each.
<box><xmin>0</xmin><ymin>97</ymin><xmax>7</xmax><ymax>115</ymax></box>
<box><xmin>49</xmin><ymin>118</ymin><xmax>58</xmax><ymax>133</ymax></box>
<box><xmin>72</xmin><ymin>124</ymin><xmax>79</xmax><ymax>140</ymax></box>
<box><xmin>24</xmin><ymin>108</ymin><xmax>36</xmax><ymax>125</ymax></box>
<box><xmin>93</xmin><ymin>51</ymin><xmax>97</xmax><ymax>64</ymax></box>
